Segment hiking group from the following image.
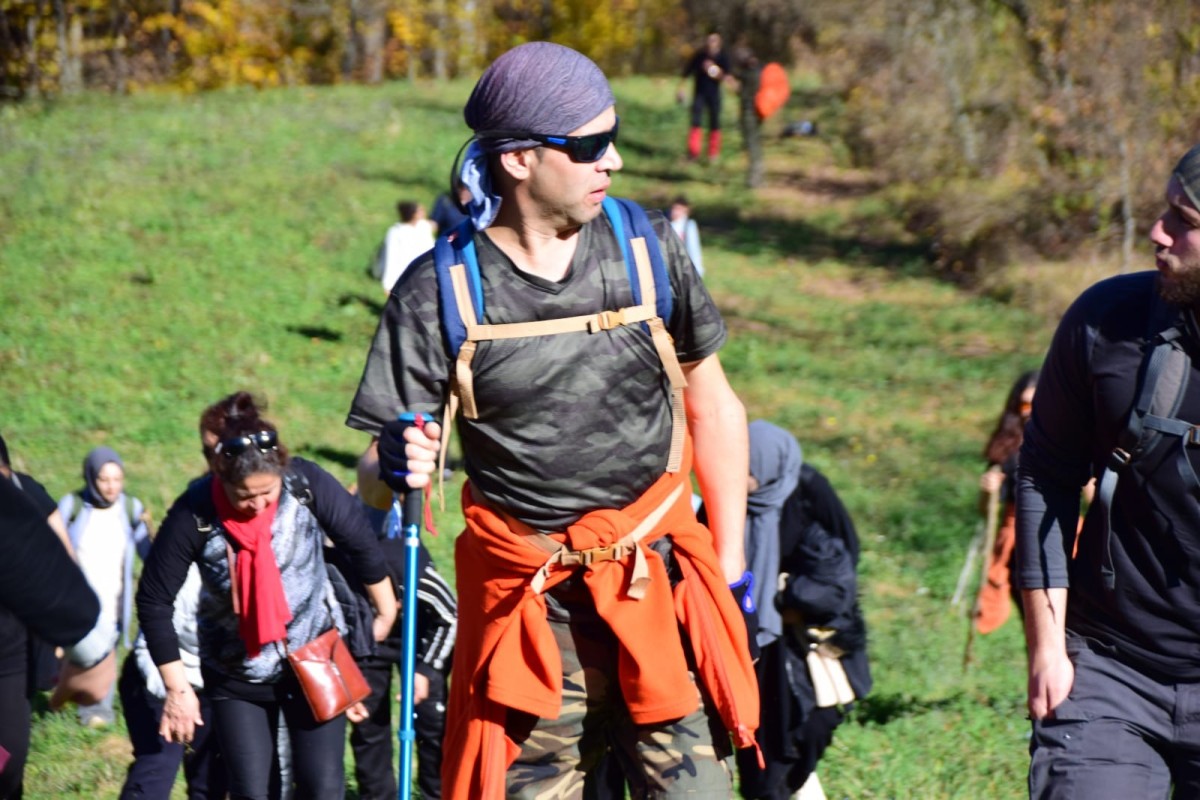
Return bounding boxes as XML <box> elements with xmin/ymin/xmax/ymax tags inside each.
<box><xmin>12</xmin><ymin>30</ymin><xmax>1200</xmax><ymax>800</ymax></box>
<box><xmin>0</xmin><ymin>40</ymin><xmax>865</xmax><ymax>800</ymax></box>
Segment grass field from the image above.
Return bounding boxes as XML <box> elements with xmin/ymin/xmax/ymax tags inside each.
<box><xmin>0</xmin><ymin>75</ymin><xmax>1113</xmax><ymax>797</ymax></box>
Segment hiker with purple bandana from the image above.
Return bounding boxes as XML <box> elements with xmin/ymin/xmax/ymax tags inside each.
<box><xmin>1020</xmin><ymin>143</ymin><xmax>1200</xmax><ymax>798</ymax></box>
<box><xmin>348</xmin><ymin>41</ymin><xmax>757</xmax><ymax>798</ymax></box>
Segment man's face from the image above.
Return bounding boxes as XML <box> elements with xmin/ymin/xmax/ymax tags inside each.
<box><xmin>706</xmin><ymin>34</ymin><xmax>721</xmax><ymax>54</ymax></box>
<box><xmin>525</xmin><ymin>106</ymin><xmax>622</xmax><ymax>229</ymax></box>
<box><xmin>1150</xmin><ymin>174</ymin><xmax>1200</xmax><ymax>306</ymax></box>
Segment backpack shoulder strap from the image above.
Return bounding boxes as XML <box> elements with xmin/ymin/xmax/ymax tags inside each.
<box><xmin>433</xmin><ymin>219</ymin><xmax>482</xmax><ymax>360</ymax></box>
<box><xmin>64</xmin><ymin>492</ymin><xmax>82</xmax><ymax>526</ymax></box>
<box><xmin>185</xmin><ymin>478</ymin><xmax>216</xmax><ymax>535</ymax></box>
<box><xmin>283</xmin><ymin>466</ymin><xmax>313</xmax><ymax>506</ymax></box>
<box><xmin>1113</xmin><ymin>294</ymin><xmax>1191</xmax><ymax>465</ymax></box>
<box><xmin>1095</xmin><ymin>291</ymin><xmax>1192</xmax><ymax>589</ymax></box>
<box><xmin>604</xmin><ymin>196</ymin><xmax>686</xmax><ymax>472</ymax></box>
<box><xmin>127</xmin><ymin>496</ymin><xmax>144</xmax><ymax>531</ymax></box>
<box><xmin>603</xmin><ymin>196</ymin><xmax>673</xmax><ymax>324</ymax></box>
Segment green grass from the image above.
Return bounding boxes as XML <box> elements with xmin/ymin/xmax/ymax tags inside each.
<box><xmin>0</xmin><ymin>76</ymin><xmax>1088</xmax><ymax>797</ymax></box>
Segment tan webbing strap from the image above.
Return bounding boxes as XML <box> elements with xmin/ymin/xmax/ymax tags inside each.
<box><xmin>631</xmin><ymin>237</ymin><xmax>689</xmax><ymax>474</ymax></box>
<box><xmin>448</xmin><ymin>265</ymin><xmax>482</xmax><ymax>421</ymax></box>
<box><xmin>448</xmin><ymin>264</ymin><xmax>480</xmax><ymax>328</ymax></box>
<box><xmin>443</xmin><ymin>236</ymin><xmax>688</xmax><ymax>480</ymax></box>
<box><xmin>436</xmin><ymin>395</ymin><xmax>457</xmax><ymax>512</ymax></box>
<box><xmin>471</xmin><ymin>306</ymin><xmax>656</xmax><ymax>341</ymax></box>
<box><xmin>528</xmin><ymin>483</ymin><xmax>685</xmax><ymax>599</ymax></box>
<box><xmin>632</xmin><ymin>237</ymin><xmax>656</xmax><ymax>308</ymax></box>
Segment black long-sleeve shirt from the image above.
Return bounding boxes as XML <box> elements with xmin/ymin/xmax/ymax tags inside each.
<box><xmin>0</xmin><ymin>479</ymin><xmax>99</xmax><ymax>677</ymax></box>
<box><xmin>1018</xmin><ymin>271</ymin><xmax>1200</xmax><ymax>680</ymax></box>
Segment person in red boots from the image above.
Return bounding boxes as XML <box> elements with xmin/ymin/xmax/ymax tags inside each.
<box><xmin>677</xmin><ymin>32</ymin><xmax>732</xmax><ymax>162</ymax></box>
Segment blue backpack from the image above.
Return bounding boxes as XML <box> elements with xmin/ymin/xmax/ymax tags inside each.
<box><xmin>432</xmin><ymin>196</ymin><xmax>674</xmax><ymax>357</ymax></box>
<box><xmin>426</xmin><ymin>195</ymin><xmax>689</xmax><ymax>483</ymax></box>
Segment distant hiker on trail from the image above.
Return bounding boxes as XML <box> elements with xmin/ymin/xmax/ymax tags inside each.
<box><xmin>1019</xmin><ymin>142</ymin><xmax>1200</xmax><ymax>798</ymax></box>
<box><xmin>373</xmin><ymin>199</ymin><xmax>436</xmax><ymax>294</ymax></box>
<box><xmin>733</xmin><ymin>46</ymin><xmax>765</xmax><ymax>189</ymax></box>
<box><xmin>347</xmin><ymin>40</ymin><xmax>759</xmax><ymax>798</ymax></box>
<box><xmin>677</xmin><ymin>32</ymin><xmax>732</xmax><ymax>162</ymax></box>
<box><xmin>973</xmin><ymin>370</ymin><xmax>1038</xmax><ymax>635</ymax></box>
<box><xmin>668</xmin><ymin>195</ymin><xmax>704</xmax><ymax>276</ymax></box>
<box><xmin>716</xmin><ymin>421</ymin><xmax>870</xmax><ymax>800</ymax></box>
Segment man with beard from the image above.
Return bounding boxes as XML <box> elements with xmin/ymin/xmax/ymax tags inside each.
<box><xmin>1019</xmin><ymin>143</ymin><xmax>1200</xmax><ymax>798</ymax></box>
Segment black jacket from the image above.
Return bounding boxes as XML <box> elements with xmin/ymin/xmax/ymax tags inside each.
<box><xmin>0</xmin><ymin>479</ymin><xmax>99</xmax><ymax>677</ymax></box>
<box><xmin>1018</xmin><ymin>271</ymin><xmax>1200</xmax><ymax>680</ymax></box>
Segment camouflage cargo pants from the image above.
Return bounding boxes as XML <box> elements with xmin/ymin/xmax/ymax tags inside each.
<box><xmin>505</xmin><ymin>576</ymin><xmax>734</xmax><ymax>800</ymax></box>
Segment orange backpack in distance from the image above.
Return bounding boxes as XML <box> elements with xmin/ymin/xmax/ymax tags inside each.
<box><xmin>755</xmin><ymin>62</ymin><xmax>791</xmax><ymax>120</ymax></box>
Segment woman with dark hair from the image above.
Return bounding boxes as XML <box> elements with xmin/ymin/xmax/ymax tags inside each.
<box><xmin>973</xmin><ymin>370</ymin><xmax>1039</xmax><ymax>634</ymax></box>
<box><xmin>136</xmin><ymin>401</ymin><xmax>396</xmax><ymax>800</ymax></box>
<box><xmin>118</xmin><ymin>392</ymin><xmax>265</xmax><ymax>800</ymax></box>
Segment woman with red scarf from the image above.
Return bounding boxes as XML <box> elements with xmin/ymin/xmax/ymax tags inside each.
<box><xmin>136</xmin><ymin>405</ymin><xmax>396</xmax><ymax>799</ymax></box>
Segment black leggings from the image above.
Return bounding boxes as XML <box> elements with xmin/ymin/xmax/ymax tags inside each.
<box><xmin>210</xmin><ymin>689</ymin><xmax>346</xmax><ymax>800</ymax></box>
<box><xmin>690</xmin><ymin>89</ymin><xmax>722</xmax><ymax>131</ymax></box>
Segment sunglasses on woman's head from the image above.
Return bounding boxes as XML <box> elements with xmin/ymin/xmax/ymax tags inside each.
<box><xmin>214</xmin><ymin>430</ymin><xmax>278</xmax><ymax>458</ymax></box>
<box><xmin>480</xmin><ymin>117</ymin><xmax>620</xmax><ymax>163</ymax></box>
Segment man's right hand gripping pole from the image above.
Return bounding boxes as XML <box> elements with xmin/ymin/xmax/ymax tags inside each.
<box><xmin>378</xmin><ymin>416</ymin><xmax>442</xmax><ymax>492</ymax></box>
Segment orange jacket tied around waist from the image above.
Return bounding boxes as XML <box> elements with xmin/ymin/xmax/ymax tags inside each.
<box><xmin>441</xmin><ymin>441</ymin><xmax>761</xmax><ymax>798</ymax></box>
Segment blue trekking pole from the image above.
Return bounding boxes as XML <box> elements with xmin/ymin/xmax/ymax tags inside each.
<box><xmin>388</xmin><ymin>411</ymin><xmax>433</xmax><ymax>800</ymax></box>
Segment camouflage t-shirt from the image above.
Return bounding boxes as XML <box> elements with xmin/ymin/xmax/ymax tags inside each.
<box><xmin>346</xmin><ymin>208</ymin><xmax>727</xmax><ymax>530</ymax></box>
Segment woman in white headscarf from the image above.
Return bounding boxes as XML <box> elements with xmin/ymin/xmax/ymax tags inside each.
<box><xmin>58</xmin><ymin>446</ymin><xmax>152</xmax><ymax>727</ymax></box>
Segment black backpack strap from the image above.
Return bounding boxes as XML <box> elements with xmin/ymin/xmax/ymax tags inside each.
<box><xmin>1094</xmin><ymin>295</ymin><xmax>1192</xmax><ymax>590</ymax></box>
<box><xmin>283</xmin><ymin>468</ymin><xmax>313</xmax><ymax>506</ymax></box>
<box><xmin>185</xmin><ymin>477</ymin><xmax>216</xmax><ymax>536</ymax></box>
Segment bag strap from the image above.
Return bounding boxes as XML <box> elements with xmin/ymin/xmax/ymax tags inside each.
<box><xmin>64</xmin><ymin>492</ymin><xmax>81</xmax><ymax>526</ymax></box>
<box><xmin>1094</xmin><ymin>294</ymin><xmax>1192</xmax><ymax>590</ymax></box>
<box><xmin>603</xmin><ymin>196</ymin><xmax>673</xmax><ymax>326</ymax></box>
<box><xmin>432</xmin><ymin>199</ymin><xmax>687</xmax><ymax>482</ymax></box>
<box><xmin>432</xmin><ymin>198</ymin><xmax>672</xmax><ymax>360</ymax></box>
<box><xmin>433</xmin><ymin>218</ymin><xmax>481</xmax><ymax>360</ymax></box>
<box><xmin>226</xmin><ymin>541</ymin><xmax>240</xmax><ymax>616</ymax></box>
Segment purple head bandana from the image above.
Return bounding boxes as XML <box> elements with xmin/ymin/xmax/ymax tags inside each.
<box><xmin>458</xmin><ymin>42</ymin><xmax>615</xmax><ymax>229</ymax></box>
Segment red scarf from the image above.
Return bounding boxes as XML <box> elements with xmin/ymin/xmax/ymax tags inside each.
<box><xmin>211</xmin><ymin>478</ymin><xmax>292</xmax><ymax>658</ymax></box>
